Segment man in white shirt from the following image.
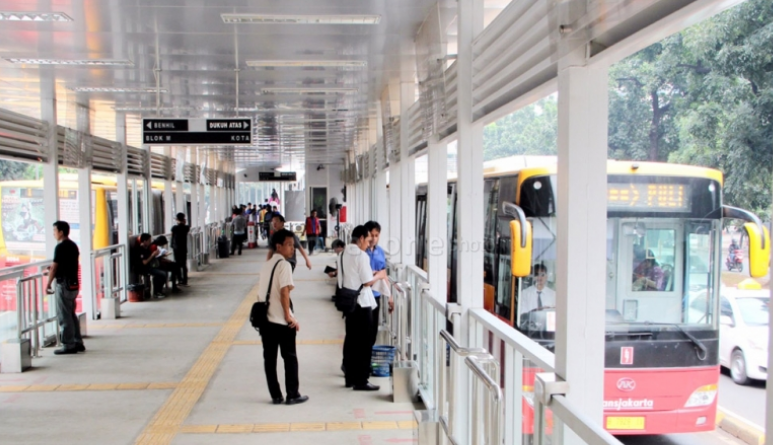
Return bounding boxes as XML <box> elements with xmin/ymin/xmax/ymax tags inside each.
<box><xmin>518</xmin><ymin>264</ymin><xmax>556</xmax><ymax>322</ymax></box>
<box><xmin>257</xmin><ymin>229</ymin><xmax>308</xmax><ymax>406</ymax></box>
<box><xmin>338</xmin><ymin>225</ymin><xmax>387</xmax><ymax>391</ymax></box>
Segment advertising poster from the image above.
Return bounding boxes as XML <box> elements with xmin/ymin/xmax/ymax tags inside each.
<box><xmin>1</xmin><ymin>187</ymin><xmax>46</xmax><ymax>255</ymax></box>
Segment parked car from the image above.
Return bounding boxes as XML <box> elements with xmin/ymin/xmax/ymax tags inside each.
<box><xmin>718</xmin><ymin>287</ymin><xmax>769</xmax><ymax>385</ymax></box>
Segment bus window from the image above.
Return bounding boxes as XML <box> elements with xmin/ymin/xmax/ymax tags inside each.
<box><xmin>483</xmin><ymin>179</ymin><xmax>500</xmax><ymax>293</ymax></box>
<box><xmin>684</xmin><ymin>222</ymin><xmax>716</xmax><ymax>324</ymax></box>
<box><xmin>631</xmin><ymin>229</ymin><xmax>675</xmax><ymax>293</ymax></box>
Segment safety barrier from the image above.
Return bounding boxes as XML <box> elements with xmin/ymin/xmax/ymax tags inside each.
<box><xmin>0</xmin><ymin>260</ymin><xmax>57</xmax><ymax>355</ymax></box>
<box><xmin>91</xmin><ymin>244</ymin><xmax>128</xmax><ymax>306</ymax></box>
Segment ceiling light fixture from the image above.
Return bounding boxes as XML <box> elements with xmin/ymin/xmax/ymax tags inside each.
<box><xmin>69</xmin><ymin>87</ymin><xmax>167</xmax><ymax>93</ymax></box>
<box><xmin>0</xmin><ymin>11</ymin><xmax>73</xmax><ymax>22</ymax></box>
<box><xmin>113</xmin><ymin>106</ymin><xmax>194</xmax><ymax>112</ymax></box>
<box><xmin>4</xmin><ymin>58</ymin><xmax>134</xmax><ymax>66</ymax></box>
<box><xmin>246</xmin><ymin>60</ymin><xmax>366</xmax><ymax>68</ymax></box>
<box><xmin>222</xmin><ymin>13</ymin><xmax>380</xmax><ymax>25</ymax></box>
<box><xmin>262</xmin><ymin>87</ymin><xmax>357</xmax><ymax>94</ymax></box>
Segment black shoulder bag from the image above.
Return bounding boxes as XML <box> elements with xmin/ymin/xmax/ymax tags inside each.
<box><xmin>250</xmin><ymin>260</ymin><xmax>283</xmax><ymax>331</ymax></box>
<box><xmin>334</xmin><ymin>253</ymin><xmax>362</xmax><ymax>315</ymax></box>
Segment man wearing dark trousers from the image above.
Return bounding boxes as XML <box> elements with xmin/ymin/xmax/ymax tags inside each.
<box><xmin>258</xmin><ymin>229</ymin><xmax>309</xmax><ymax>406</ymax></box>
<box><xmin>305</xmin><ymin>210</ymin><xmax>323</xmax><ymax>254</ymax></box>
<box><xmin>133</xmin><ymin>233</ymin><xmax>168</xmax><ymax>298</ymax></box>
<box><xmin>171</xmin><ymin>213</ymin><xmax>190</xmax><ymax>286</ymax></box>
<box><xmin>45</xmin><ymin>221</ymin><xmax>85</xmax><ymax>355</ymax></box>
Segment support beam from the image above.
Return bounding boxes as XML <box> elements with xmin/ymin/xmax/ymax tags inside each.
<box><xmin>554</xmin><ymin>45</ymin><xmax>608</xmax><ymax>436</ymax></box>
<box><xmin>40</xmin><ymin>70</ymin><xmax>59</xmax><ymax>259</ymax></box>
<box><xmin>75</xmin><ymin>101</ymin><xmax>95</xmax><ymax>320</ymax></box>
<box><xmin>190</xmin><ymin>149</ymin><xmax>199</xmax><ymax>230</ymax></box>
<box><xmin>388</xmin><ymin>156</ymin><xmax>402</xmax><ymax>259</ymax></box>
<box><xmin>399</xmin><ymin>70</ymin><xmax>416</xmax><ymax>267</ymax></box>
<box><xmin>163</xmin><ymin>147</ymin><xmax>174</xmax><ymax>232</ymax></box>
<box><xmin>427</xmin><ymin>137</ymin><xmax>447</xmax><ymax>300</ymax></box>
<box><xmin>115</xmin><ymin>114</ymin><xmax>130</xmax><ymax>291</ymax></box>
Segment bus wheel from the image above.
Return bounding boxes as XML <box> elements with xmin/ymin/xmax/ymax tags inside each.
<box><xmin>730</xmin><ymin>350</ymin><xmax>749</xmax><ymax>385</ymax></box>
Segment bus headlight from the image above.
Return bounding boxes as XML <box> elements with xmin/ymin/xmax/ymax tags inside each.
<box><xmin>684</xmin><ymin>384</ymin><xmax>717</xmax><ymax>407</ymax></box>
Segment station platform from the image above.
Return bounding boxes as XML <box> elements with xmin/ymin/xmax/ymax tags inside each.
<box><xmin>0</xmin><ymin>248</ymin><xmax>418</xmax><ymax>445</ymax></box>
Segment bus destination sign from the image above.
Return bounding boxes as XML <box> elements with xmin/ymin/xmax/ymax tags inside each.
<box><xmin>258</xmin><ymin>171</ymin><xmax>297</xmax><ymax>182</ymax></box>
<box><xmin>142</xmin><ymin>118</ymin><xmax>252</xmax><ymax>146</ymax></box>
<box><xmin>607</xmin><ymin>183</ymin><xmax>690</xmax><ymax>212</ymax></box>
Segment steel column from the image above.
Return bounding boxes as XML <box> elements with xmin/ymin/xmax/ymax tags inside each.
<box><xmin>454</xmin><ymin>0</ymin><xmax>484</xmax><ymax>441</ymax></box>
<box><xmin>388</xmin><ymin>160</ymin><xmax>402</xmax><ymax>259</ymax></box>
<box><xmin>163</xmin><ymin>147</ymin><xmax>174</xmax><ymax>232</ymax></box>
<box><xmin>190</xmin><ymin>149</ymin><xmax>199</xmax><ymax>230</ymax></box>
<box><xmin>554</xmin><ymin>44</ymin><xmax>608</xmax><ymax>440</ymax></box>
<box><xmin>115</xmin><ymin>114</ymin><xmax>130</xmax><ymax>291</ymax></box>
<box><xmin>40</xmin><ymin>70</ymin><xmax>59</xmax><ymax>259</ymax></box>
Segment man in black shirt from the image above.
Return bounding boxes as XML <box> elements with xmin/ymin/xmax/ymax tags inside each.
<box><xmin>45</xmin><ymin>221</ymin><xmax>84</xmax><ymax>355</ymax></box>
<box><xmin>133</xmin><ymin>233</ymin><xmax>167</xmax><ymax>298</ymax></box>
<box><xmin>171</xmin><ymin>213</ymin><xmax>190</xmax><ymax>286</ymax></box>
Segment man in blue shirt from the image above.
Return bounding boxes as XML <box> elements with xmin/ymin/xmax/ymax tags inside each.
<box><xmin>364</xmin><ymin>221</ymin><xmax>392</xmax><ymax>344</ymax></box>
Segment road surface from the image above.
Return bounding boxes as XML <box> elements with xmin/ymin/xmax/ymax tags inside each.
<box><xmin>619</xmin><ymin>429</ymin><xmax>749</xmax><ymax>445</ymax></box>
<box><xmin>718</xmin><ymin>369</ymin><xmax>767</xmax><ymax>427</ymax></box>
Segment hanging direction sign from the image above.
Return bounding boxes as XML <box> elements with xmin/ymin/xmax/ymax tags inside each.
<box><xmin>258</xmin><ymin>171</ymin><xmax>297</xmax><ymax>182</ymax></box>
<box><xmin>142</xmin><ymin>118</ymin><xmax>252</xmax><ymax>145</ymax></box>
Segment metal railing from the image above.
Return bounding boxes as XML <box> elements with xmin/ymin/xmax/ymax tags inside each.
<box><xmin>91</xmin><ymin>244</ymin><xmax>128</xmax><ymax>306</ymax></box>
<box><xmin>0</xmin><ymin>260</ymin><xmax>57</xmax><ymax>356</ymax></box>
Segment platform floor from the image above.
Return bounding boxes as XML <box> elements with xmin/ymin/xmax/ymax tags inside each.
<box><xmin>0</xmin><ymin>247</ymin><xmax>418</xmax><ymax>445</ymax></box>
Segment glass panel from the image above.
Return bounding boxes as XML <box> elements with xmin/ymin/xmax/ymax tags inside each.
<box><xmin>684</xmin><ymin>222</ymin><xmax>715</xmax><ymax>324</ymax></box>
<box><xmin>632</xmin><ymin>229</ymin><xmax>675</xmax><ymax>292</ymax></box>
<box><xmin>737</xmin><ymin>298</ymin><xmax>769</xmax><ymax>326</ymax></box>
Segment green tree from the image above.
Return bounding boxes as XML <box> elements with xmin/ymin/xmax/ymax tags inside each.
<box><xmin>483</xmin><ymin>95</ymin><xmax>558</xmax><ymax>161</ymax></box>
<box><xmin>0</xmin><ymin>160</ymin><xmax>31</xmax><ymax>181</ymax></box>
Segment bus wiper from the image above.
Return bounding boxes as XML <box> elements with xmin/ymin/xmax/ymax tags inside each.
<box><xmin>664</xmin><ymin>323</ymin><xmax>708</xmax><ymax>361</ymax></box>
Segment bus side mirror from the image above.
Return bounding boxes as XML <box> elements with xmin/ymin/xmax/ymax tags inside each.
<box><xmin>510</xmin><ymin>220</ymin><xmax>532</xmax><ymax>277</ymax></box>
<box><xmin>744</xmin><ymin>222</ymin><xmax>770</xmax><ymax>278</ymax></box>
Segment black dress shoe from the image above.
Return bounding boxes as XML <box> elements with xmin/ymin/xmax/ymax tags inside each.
<box><xmin>54</xmin><ymin>347</ymin><xmax>78</xmax><ymax>355</ymax></box>
<box><xmin>76</xmin><ymin>344</ymin><xmax>86</xmax><ymax>352</ymax></box>
<box><xmin>345</xmin><ymin>381</ymin><xmax>354</xmax><ymax>388</ymax></box>
<box><xmin>353</xmin><ymin>383</ymin><xmax>380</xmax><ymax>391</ymax></box>
<box><xmin>272</xmin><ymin>397</ymin><xmax>284</xmax><ymax>405</ymax></box>
<box><xmin>285</xmin><ymin>395</ymin><xmax>309</xmax><ymax>405</ymax></box>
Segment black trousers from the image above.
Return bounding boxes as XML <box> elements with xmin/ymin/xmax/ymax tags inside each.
<box><xmin>261</xmin><ymin>322</ymin><xmax>300</xmax><ymax>400</ymax></box>
<box><xmin>231</xmin><ymin>233</ymin><xmax>246</xmax><ymax>254</ymax></box>
<box><xmin>371</xmin><ymin>297</ymin><xmax>381</xmax><ymax>345</ymax></box>
<box><xmin>174</xmin><ymin>249</ymin><xmax>188</xmax><ymax>284</ymax></box>
<box><xmin>343</xmin><ymin>305</ymin><xmax>374</xmax><ymax>386</ymax></box>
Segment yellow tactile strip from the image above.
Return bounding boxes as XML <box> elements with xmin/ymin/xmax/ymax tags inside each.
<box><xmin>0</xmin><ymin>382</ymin><xmax>178</xmax><ymax>393</ymax></box>
<box><xmin>179</xmin><ymin>421</ymin><xmax>418</xmax><ymax>434</ymax></box>
<box><xmin>232</xmin><ymin>339</ymin><xmax>344</xmax><ymax>346</ymax></box>
<box><xmin>91</xmin><ymin>322</ymin><xmax>223</xmax><ymax>330</ymax></box>
<box><xmin>135</xmin><ymin>284</ymin><xmax>259</xmax><ymax>445</ymax></box>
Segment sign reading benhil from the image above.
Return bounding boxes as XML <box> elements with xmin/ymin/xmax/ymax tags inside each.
<box><xmin>143</xmin><ymin>118</ymin><xmax>252</xmax><ymax>146</ymax></box>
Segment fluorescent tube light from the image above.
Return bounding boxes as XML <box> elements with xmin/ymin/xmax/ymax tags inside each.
<box><xmin>262</xmin><ymin>87</ymin><xmax>357</xmax><ymax>94</ymax></box>
<box><xmin>222</xmin><ymin>14</ymin><xmax>380</xmax><ymax>25</ymax></box>
<box><xmin>114</xmin><ymin>106</ymin><xmax>193</xmax><ymax>112</ymax></box>
<box><xmin>4</xmin><ymin>58</ymin><xmax>134</xmax><ymax>66</ymax></box>
<box><xmin>69</xmin><ymin>87</ymin><xmax>167</xmax><ymax>93</ymax></box>
<box><xmin>0</xmin><ymin>11</ymin><xmax>73</xmax><ymax>22</ymax></box>
<box><xmin>246</xmin><ymin>60</ymin><xmax>366</xmax><ymax>68</ymax></box>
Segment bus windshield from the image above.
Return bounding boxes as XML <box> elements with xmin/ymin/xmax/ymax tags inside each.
<box><xmin>606</xmin><ymin>219</ymin><xmax>719</xmax><ymax>331</ymax></box>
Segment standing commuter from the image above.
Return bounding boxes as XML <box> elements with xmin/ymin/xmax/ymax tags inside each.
<box><xmin>339</xmin><ymin>225</ymin><xmax>388</xmax><ymax>391</ymax></box>
<box><xmin>258</xmin><ymin>229</ymin><xmax>309</xmax><ymax>405</ymax></box>
<box><xmin>264</xmin><ymin>206</ymin><xmax>275</xmax><ymax>239</ymax></box>
<box><xmin>45</xmin><ymin>221</ymin><xmax>85</xmax><ymax>355</ymax></box>
<box><xmin>171</xmin><ymin>213</ymin><xmax>190</xmax><ymax>286</ymax></box>
<box><xmin>364</xmin><ymin>221</ymin><xmax>392</xmax><ymax>344</ymax></box>
<box><xmin>231</xmin><ymin>208</ymin><xmax>247</xmax><ymax>255</ymax></box>
<box><xmin>268</xmin><ymin>215</ymin><xmax>312</xmax><ymax>271</ymax></box>
<box><xmin>305</xmin><ymin>210</ymin><xmax>323</xmax><ymax>255</ymax></box>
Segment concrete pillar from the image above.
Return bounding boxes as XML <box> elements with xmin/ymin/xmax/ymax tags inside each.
<box><xmin>427</xmin><ymin>137</ymin><xmax>447</xmax><ymax>301</ymax></box>
<box><xmin>554</xmin><ymin>45</ymin><xmax>608</xmax><ymax>435</ymax></box>
<box><xmin>453</xmin><ymin>0</ymin><xmax>484</xmax><ymax>442</ymax></box>
<box><xmin>388</xmin><ymin>158</ymin><xmax>402</xmax><ymax>259</ymax></box>
<box><xmin>141</xmin><ymin>145</ymin><xmax>151</xmax><ymax>234</ymax></box>
<box><xmin>40</xmin><ymin>70</ymin><xmax>59</xmax><ymax>259</ymax></box>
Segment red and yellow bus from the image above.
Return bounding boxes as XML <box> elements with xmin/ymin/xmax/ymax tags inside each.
<box><xmin>416</xmin><ymin>156</ymin><xmax>769</xmax><ymax>436</ymax></box>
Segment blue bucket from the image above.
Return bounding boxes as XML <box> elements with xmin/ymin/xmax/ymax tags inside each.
<box><xmin>371</xmin><ymin>345</ymin><xmax>396</xmax><ymax>377</ymax></box>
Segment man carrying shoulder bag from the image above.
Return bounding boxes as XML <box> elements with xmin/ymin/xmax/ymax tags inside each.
<box><xmin>338</xmin><ymin>225</ymin><xmax>388</xmax><ymax>391</ymax></box>
<box><xmin>255</xmin><ymin>229</ymin><xmax>309</xmax><ymax>405</ymax></box>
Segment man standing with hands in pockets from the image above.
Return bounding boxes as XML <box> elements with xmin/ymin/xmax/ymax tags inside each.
<box><xmin>258</xmin><ymin>229</ymin><xmax>309</xmax><ymax>406</ymax></box>
<box><xmin>45</xmin><ymin>221</ymin><xmax>85</xmax><ymax>355</ymax></box>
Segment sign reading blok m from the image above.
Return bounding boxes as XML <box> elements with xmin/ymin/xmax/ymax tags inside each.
<box><xmin>143</xmin><ymin>118</ymin><xmax>252</xmax><ymax>145</ymax></box>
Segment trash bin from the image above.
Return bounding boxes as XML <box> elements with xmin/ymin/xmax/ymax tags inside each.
<box><xmin>371</xmin><ymin>345</ymin><xmax>396</xmax><ymax>377</ymax></box>
<box><xmin>127</xmin><ymin>283</ymin><xmax>145</xmax><ymax>302</ymax></box>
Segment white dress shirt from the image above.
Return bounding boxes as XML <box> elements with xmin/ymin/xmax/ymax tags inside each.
<box><xmin>519</xmin><ymin>285</ymin><xmax>556</xmax><ymax>317</ymax></box>
<box><xmin>337</xmin><ymin>245</ymin><xmax>377</xmax><ymax>309</ymax></box>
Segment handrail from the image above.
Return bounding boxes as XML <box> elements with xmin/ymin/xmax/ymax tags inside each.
<box><xmin>469</xmin><ymin>308</ymin><xmax>555</xmax><ymax>371</ymax></box>
<box><xmin>405</xmin><ymin>264</ymin><xmax>429</xmax><ymax>283</ymax></box>
<box><xmin>466</xmin><ymin>356</ymin><xmax>503</xmax><ymax>445</ymax></box>
<box><xmin>13</xmin><ymin>265</ymin><xmax>58</xmax><ymax>357</ymax></box>
<box><xmin>550</xmin><ymin>395</ymin><xmax>624</xmax><ymax>445</ymax></box>
<box><xmin>91</xmin><ymin>243</ymin><xmax>128</xmax><ymax>306</ymax></box>
<box><xmin>0</xmin><ymin>259</ymin><xmax>54</xmax><ymax>280</ymax></box>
